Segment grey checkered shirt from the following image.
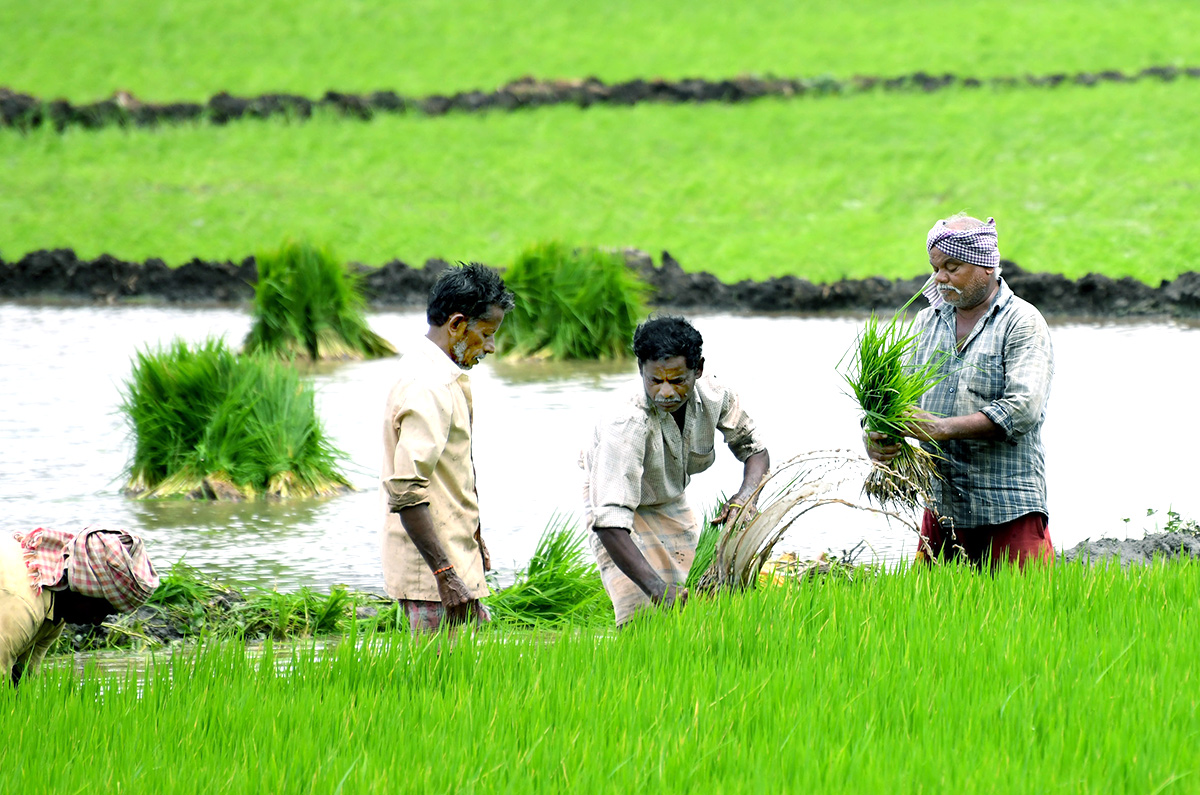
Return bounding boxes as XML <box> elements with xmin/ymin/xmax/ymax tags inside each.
<box><xmin>913</xmin><ymin>278</ymin><xmax>1054</xmax><ymax>529</ymax></box>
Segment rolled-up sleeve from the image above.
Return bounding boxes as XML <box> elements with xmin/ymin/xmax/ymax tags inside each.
<box><xmin>717</xmin><ymin>388</ymin><xmax>766</xmax><ymax>462</ymax></box>
<box><xmin>588</xmin><ymin>417</ymin><xmax>647</xmax><ymax>531</ymax></box>
<box><xmin>384</xmin><ymin>383</ymin><xmax>453</xmax><ymax>511</ymax></box>
<box><xmin>980</xmin><ymin>314</ymin><xmax>1054</xmax><ymax>441</ymax></box>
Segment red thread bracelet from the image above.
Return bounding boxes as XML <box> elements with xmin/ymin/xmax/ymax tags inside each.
<box><xmin>433</xmin><ymin>565</ymin><xmax>454</xmax><ymax>576</ymax></box>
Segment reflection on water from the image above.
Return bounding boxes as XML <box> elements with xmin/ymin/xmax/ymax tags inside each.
<box><xmin>2</xmin><ymin>301</ymin><xmax>1197</xmax><ymax>593</ymax></box>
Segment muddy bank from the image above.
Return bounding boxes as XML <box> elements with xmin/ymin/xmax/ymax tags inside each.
<box><xmin>1061</xmin><ymin>532</ymin><xmax>1200</xmax><ymax>566</ymax></box>
<box><xmin>4</xmin><ymin>247</ymin><xmax>1199</xmax><ymax>318</ymax></box>
<box><xmin>3</xmin><ymin>65</ymin><xmax>1198</xmax><ymax>131</ymax></box>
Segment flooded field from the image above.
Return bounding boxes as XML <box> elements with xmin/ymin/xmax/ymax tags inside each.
<box><xmin>2</xmin><ymin>302</ymin><xmax>1196</xmax><ymax>592</ymax></box>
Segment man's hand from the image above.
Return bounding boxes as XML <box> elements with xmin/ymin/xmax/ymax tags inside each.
<box><xmin>434</xmin><ymin>567</ymin><xmax>486</xmax><ymax>625</ymax></box>
<box><xmin>653</xmin><ymin>583</ymin><xmax>689</xmax><ymax>609</ymax></box>
<box><xmin>714</xmin><ymin>495</ymin><xmax>756</xmax><ymax>525</ymax></box>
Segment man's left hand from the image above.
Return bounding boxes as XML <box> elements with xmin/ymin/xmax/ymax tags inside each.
<box><xmin>714</xmin><ymin>495</ymin><xmax>757</xmax><ymax>525</ymax></box>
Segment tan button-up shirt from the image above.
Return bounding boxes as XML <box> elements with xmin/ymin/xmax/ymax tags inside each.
<box><xmin>1</xmin><ymin>534</ymin><xmax>63</xmax><ymax>683</ymax></box>
<box><xmin>380</xmin><ymin>336</ymin><xmax>487</xmax><ymax>602</ymax></box>
<box><xmin>582</xmin><ymin>374</ymin><xmax>766</xmax><ymax>531</ymax></box>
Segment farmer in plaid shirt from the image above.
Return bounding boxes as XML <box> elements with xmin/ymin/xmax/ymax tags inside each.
<box><xmin>1</xmin><ymin>526</ymin><xmax>159</xmax><ymax>686</ymax></box>
<box><xmin>866</xmin><ymin>214</ymin><xmax>1055</xmax><ymax>567</ymax></box>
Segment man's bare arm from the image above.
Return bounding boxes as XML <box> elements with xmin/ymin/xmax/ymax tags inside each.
<box><xmin>594</xmin><ymin>527</ymin><xmax>686</xmax><ymax>607</ymax></box>
<box><xmin>715</xmin><ymin>449</ymin><xmax>770</xmax><ymax>524</ymax></box>
<box><xmin>396</xmin><ymin>504</ymin><xmax>483</xmax><ymax>624</ymax></box>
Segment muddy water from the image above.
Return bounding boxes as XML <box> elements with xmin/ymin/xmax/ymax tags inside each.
<box><xmin>2</xmin><ymin>303</ymin><xmax>1196</xmax><ymax>593</ymax></box>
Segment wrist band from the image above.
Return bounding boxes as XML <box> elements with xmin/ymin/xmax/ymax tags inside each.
<box><xmin>433</xmin><ymin>565</ymin><xmax>454</xmax><ymax>576</ymax></box>
<box><xmin>728</xmin><ymin>502</ymin><xmax>744</xmax><ymax>510</ymax></box>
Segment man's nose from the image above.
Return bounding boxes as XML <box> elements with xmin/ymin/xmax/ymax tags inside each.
<box><xmin>483</xmin><ymin>339</ymin><xmax>496</xmax><ymax>353</ymax></box>
<box><xmin>934</xmin><ymin>270</ymin><xmax>949</xmax><ymax>283</ymax></box>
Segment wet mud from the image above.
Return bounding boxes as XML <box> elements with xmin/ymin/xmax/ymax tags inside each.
<box><xmin>3</xmin><ymin>65</ymin><xmax>1199</xmax><ymax>131</ymax></box>
<box><xmin>3</xmin><ymin>247</ymin><xmax>1199</xmax><ymax>318</ymax></box>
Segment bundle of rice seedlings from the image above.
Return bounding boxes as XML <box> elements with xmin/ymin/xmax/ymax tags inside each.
<box><xmin>496</xmin><ymin>241</ymin><xmax>650</xmax><ymax>360</ymax></box>
<box><xmin>121</xmin><ymin>338</ymin><xmax>352</xmax><ymax>500</ymax></box>
<box><xmin>685</xmin><ymin>519</ymin><xmax>721</xmax><ymax>590</ymax></box>
<box><xmin>841</xmin><ymin>284</ymin><xmax>949</xmax><ymax>509</ymax></box>
<box><xmin>243</xmin><ymin>240</ymin><xmax>395</xmax><ymax>361</ymax></box>
<box><xmin>485</xmin><ymin>515</ymin><xmax>612</xmax><ymax>627</ymax></box>
<box><xmin>697</xmin><ymin>451</ymin><xmax>922</xmax><ymax>591</ymax></box>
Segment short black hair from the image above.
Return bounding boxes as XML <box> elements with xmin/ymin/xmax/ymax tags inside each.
<box><xmin>632</xmin><ymin>315</ymin><xmax>704</xmax><ymax>370</ymax></box>
<box><xmin>426</xmin><ymin>262</ymin><xmax>515</xmax><ymax>327</ymax></box>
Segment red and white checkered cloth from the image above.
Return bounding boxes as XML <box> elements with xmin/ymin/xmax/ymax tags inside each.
<box><xmin>12</xmin><ymin>526</ymin><xmax>160</xmax><ymax>612</ymax></box>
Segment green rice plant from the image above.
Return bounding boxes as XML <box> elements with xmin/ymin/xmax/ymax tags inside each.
<box><xmin>120</xmin><ymin>337</ymin><xmax>352</xmax><ymax>500</ymax></box>
<box><xmin>9</xmin><ymin>560</ymin><xmax>1200</xmax><ymax>794</ymax></box>
<box><xmin>840</xmin><ymin>285</ymin><xmax>949</xmax><ymax>508</ymax></box>
<box><xmin>485</xmin><ymin>515</ymin><xmax>612</xmax><ymax>627</ymax></box>
<box><xmin>242</xmin><ymin>240</ymin><xmax>395</xmax><ymax>361</ymax></box>
<box><xmin>496</xmin><ymin>241</ymin><xmax>650</xmax><ymax>360</ymax></box>
<box><xmin>686</xmin><ymin>520</ymin><xmax>721</xmax><ymax>590</ymax></box>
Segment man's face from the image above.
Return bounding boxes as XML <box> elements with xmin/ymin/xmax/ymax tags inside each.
<box><xmin>448</xmin><ymin>305</ymin><xmax>506</xmax><ymax>369</ymax></box>
<box><xmin>929</xmin><ymin>247</ymin><xmax>995</xmax><ymax>310</ymax></box>
<box><xmin>640</xmin><ymin>355</ymin><xmax>702</xmax><ymax>414</ymax></box>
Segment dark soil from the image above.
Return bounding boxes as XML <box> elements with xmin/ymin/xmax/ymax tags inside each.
<box><xmin>4</xmin><ymin>65</ymin><xmax>1198</xmax><ymax>131</ymax></box>
<box><xmin>4</xmin><ymin>246</ymin><xmax>1199</xmax><ymax>318</ymax></box>
<box><xmin>1061</xmin><ymin>532</ymin><xmax>1200</xmax><ymax>566</ymax></box>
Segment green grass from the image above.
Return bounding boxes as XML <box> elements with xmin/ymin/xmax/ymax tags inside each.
<box><xmin>496</xmin><ymin>242</ymin><xmax>649</xmax><ymax>360</ymax></box>
<box><xmin>4</xmin><ymin>81</ymin><xmax>1198</xmax><ymax>284</ymax></box>
<box><xmin>121</xmin><ymin>338</ymin><xmax>352</xmax><ymax>499</ymax></box>
<box><xmin>243</xmin><ymin>240</ymin><xmax>396</xmax><ymax>361</ymax></box>
<box><xmin>2</xmin><ymin>0</ymin><xmax>1199</xmax><ymax>100</ymax></box>
<box><xmin>6</xmin><ymin>560</ymin><xmax>1198</xmax><ymax>793</ymax></box>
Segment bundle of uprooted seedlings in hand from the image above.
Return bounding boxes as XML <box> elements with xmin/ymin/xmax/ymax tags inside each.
<box><xmin>842</xmin><ymin>286</ymin><xmax>947</xmax><ymax>509</ymax></box>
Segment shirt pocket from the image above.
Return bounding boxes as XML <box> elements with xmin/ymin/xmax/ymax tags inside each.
<box><xmin>686</xmin><ymin>446</ymin><xmax>716</xmax><ymax>475</ymax></box>
<box><xmin>961</xmin><ymin>352</ymin><xmax>1004</xmax><ymax>404</ymax></box>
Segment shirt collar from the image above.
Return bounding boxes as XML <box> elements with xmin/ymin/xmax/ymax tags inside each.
<box><xmin>412</xmin><ymin>334</ymin><xmax>469</xmax><ymax>381</ymax></box>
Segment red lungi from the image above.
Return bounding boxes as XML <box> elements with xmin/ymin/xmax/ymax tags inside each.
<box><xmin>916</xmin><ymin>510</ymin><xmax>1054</xmax><ymax>569</ymax></box>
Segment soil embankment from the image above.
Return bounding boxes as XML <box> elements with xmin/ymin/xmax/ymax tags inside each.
<box><xmin>3</xmin><ymin>65</ymin><xmax>1198</xmax><ymax>131</ymax></box>
<box><xmin>1062</xmin><ymin>532</ymin><xmax>1200</xmax><ymax>565</ymax></box>
<box><xmin>3</xmin><ymin>247</ymin><xmax>1200</xmax><ymax>318</ymax></box>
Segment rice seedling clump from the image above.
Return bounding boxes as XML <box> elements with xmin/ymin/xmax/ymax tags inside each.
<box><xmin>121</xmin><ymin>337</ymin><xmax>351</xmax><ymax>500</ymax></box>
<box><xmin>496</xmin><ymin>241</ymin><xmax>650</xmax><ymax>360</ymax></box>
<box><xmin>841</xmin><ymin>292</ymin><xmax>947</xmax><ymax>509</ymax></box>
<box><xmin>243</xmin><ymin>240</ymin><xmax>395</xmax><ymax>361</ymax></box>
<box><xmin>485</xmin><ymin>517</ymin><xmax>612</xmax><ymax>628</ymax></box>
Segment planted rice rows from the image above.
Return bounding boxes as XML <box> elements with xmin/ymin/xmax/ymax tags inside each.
<box><xmin>4</xmin><ymin>81</ymin><xmax>1199</xmax><ymax>285</ymax></box>
<box><xmin>6</xmin><ymin>560</ymin><xmax>1198</xmax><ymax>793</ymax></box>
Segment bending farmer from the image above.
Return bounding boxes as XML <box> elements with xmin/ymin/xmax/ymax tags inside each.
<box><xmin>2</xmin><ymin>526</ymin><xmax>159</xmax><ymax>687</ymax></box>
<box><xmin>865</xmin><ymin>214</ymin><xmax>1055</xmax><ymax>567</ymax></box>
<box><xmin>583</xmin><ymin>316</ymin><xmax>770</xmax><ymax>626</ymax></box>
<box><xmin>380</xmin><ymin>263</ymin><xmax>514</xmax><ymax>633</ymax></box>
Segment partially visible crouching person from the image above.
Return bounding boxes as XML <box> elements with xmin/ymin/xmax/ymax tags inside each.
<box><xmin>1</xmin><ymin>526</ymin><xmax>159</xmax><ymax>687</ymax></box>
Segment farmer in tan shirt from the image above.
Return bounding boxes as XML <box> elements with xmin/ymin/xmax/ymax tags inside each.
<box><xmin>583</xmin><ymin>316</ymin><xmax>770</xmax><ymax>626</ymax></box>
<box><xmin>2</xmin><ymin>526</ymin><xmax>158</xmax><ymax>686</ymax></box>
<box><xmin>381</xmin><ymin>263</ymin><xmax>514</xmax><ymax>633</ymax></box>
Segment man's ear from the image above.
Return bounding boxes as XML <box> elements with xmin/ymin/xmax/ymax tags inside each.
<box><xmin>694</xmin><ymin>357</ymin><xmax>705</xmax><ymax>379</ymax></box>
<box><xmin>446</xmin><ymin>313</ymin><xmax>469</xmax><ymax>339</ymax></box>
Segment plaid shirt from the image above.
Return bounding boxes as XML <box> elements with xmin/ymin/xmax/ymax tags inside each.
<box><xmin>581</xmin><ymin>374</ymin><xmax>765</xmax><ymax>531</ymax></box>
<box><xmin>913</xmin><ymin>279</ymin><xmax>1054</xmax><ymax>528</ymax></box>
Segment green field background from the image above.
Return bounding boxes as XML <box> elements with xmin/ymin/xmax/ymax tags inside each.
<box><xmin>3</xmin><ymin>0</ymin><xmax>1198</xmax><ymax>284</ymax></box>
<box><xmin>3</xmin><ymin>0</ymin><xmax>1199</xmax><ymax>99</ymax></box>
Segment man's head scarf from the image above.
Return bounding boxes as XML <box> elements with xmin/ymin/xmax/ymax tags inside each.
<box><xmin>922</xmin><ymin>216</ymin><xmax>1001</xmax><ymax>308</ymax></box>
<box><xmin>13</xmin><ymin>526</ymin><xmax>160</xmax><ymax>612</ymax></box>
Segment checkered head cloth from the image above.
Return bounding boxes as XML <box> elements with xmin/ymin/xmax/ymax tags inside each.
<box><xmin>12</xmin><ymin>526</ymin><xmax>159</xmax><ymax>612</ymax></box>
<box><xmin>922</xmin><ymin>216</ymin><xmax>1000</xmax><ymax>308</ymax></box>
<box><xmin>13</xmin><ymin>527</ymin><xmax>74</xmax><ymax>592</ymax></box>
<box><xmin>926</xmin><ymin>216</ymin><xmax>1000</xmax><ymax>268</ymax></box>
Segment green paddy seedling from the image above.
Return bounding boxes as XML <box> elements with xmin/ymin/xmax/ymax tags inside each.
<box><xmin>120</xmin><ymin>338</ymin><xmax>352</xmax><ymax>500</ymax></box>
<box><xmin>243</xmin><ymin>240</ymin><xmax>395</xmax><ymax>361</ymax></box>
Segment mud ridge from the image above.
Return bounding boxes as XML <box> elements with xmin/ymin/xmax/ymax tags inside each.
<box><xmin>3</xmin><ymin>65</ymin><xmax>1199</xmax><ymax>131</ymax></box>
<box><xmin>4</xmin><ymin>247</ymin><xmax>1199</xmax><ymax>318</ymax></box>
<box><xmin>1061</xmin><ymin>532</ymin><xmax>1200</xmax><ymax>566</ymax></box>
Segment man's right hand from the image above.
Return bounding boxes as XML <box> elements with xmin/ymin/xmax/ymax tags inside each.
<box><xmin>653</xmin><ymin>582</ymin><xmax>688</xmax><ymax>610</ymax></box>
<box><xmin>864</xmin><ymin>431</ymin><xmax>904</xmax><ymax>464</ymax></box>
<box><xmin>435</xmin><ymin>567</ymin><xmax>484</xmax><ymax>625</ymax></box>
